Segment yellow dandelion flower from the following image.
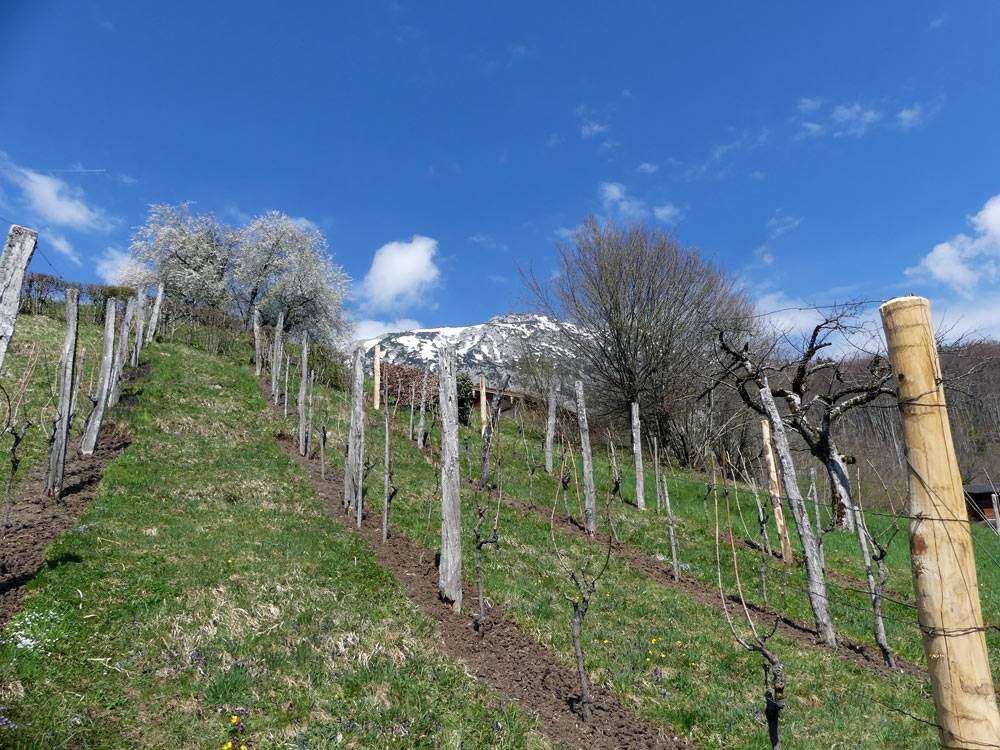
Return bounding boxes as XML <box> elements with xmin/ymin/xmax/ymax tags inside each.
<box><xmin>646</xmin><ymin>657</ymin><xmax>651</xmax><ymax>662</ymax></box>
<box><xmin>231</xmin><ymin>715</ymin><xmax>238</xmax><ymax>724</ymax></box>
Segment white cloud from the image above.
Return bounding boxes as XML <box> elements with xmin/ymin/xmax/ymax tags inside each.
<box><xmin>755</xmin><ymin>291</ymin><xmax>829</xmax><ymax>338</ymax></box>
<box><xmin>355</xmin><ymin>318</ymin><xmax>421</xmax><ymax>341</ymax></box>
<box><xmin>1</xmin><ymin>158</ymin><xmax>115</xmax><ymax>232</ymax></box>
<box><xmin>796</xmin><ymin>121</ymin><xmax>826</xmax><ymax>139</ymax></box>
<box><xmin>637</xmin><ymin>162</ymin><xmax>658</xmax><ymax>174</ymax></box>
<box><xmin>753</xmin><ymin>213</ymin><xmax>803</xmax><ymax>266</ymax></box>
<box><xmin>653</xmin><ymin>203</ymin><xmax>683</xmax><ymax>225</ymax></box>
<box><xmin>553</xmin><ymin>226</ymin><xmax>577</xmax><ymax>240</ymax></box>
<box><xmin>797</xmin><ymin>97</ymin><xmax>823</xmax><ymax>114</ymax></box>
<box><xmin>119</xmin><ymin>174</ymin><xmax>137</xmax><ymax>185</ymax></box>
<box><xmin>831</xmin><ymin>104</ymin><xmax>882</xmax><ymax>137</ymax></box>
<box><xmin>468</xmin><ymin>234</ymin><xmax>508</xmax><ymax>251</ymax></box>
<box><xmin>360</xmin><ymin>234</ymin><xmax>440</xmax><ymax>310</ymax></box>
<box><xmin>599</xmin><ymin>182</ymin><xmax>649</xmax><ymax>220</ymax></box>
<box><xmin>906</xmin><ymin>194</ymin><xmax>1000</xmax><ymax>296</ymax></box>
<box><xmin>750</xmin><ymin>171</ymin><xmax>767</xmax><ymax>181</ymax></box>
<box><xmin>581</xmin><ymin>121</ymin><xmax>609</xmax><ymax>139</ymax></box>
<box><xmin>47</xmin><ymin>232</ymin><xmax>80</xmax><ymax>265</ymax></box>
<box><xmin>897</xmin><ymin>105</ymin><xmax>923</xmax><ymax>130</ymax></box>
<box><xmin>687</xmin><ymin>129</ymin><xmax>769</xmax><ymax>178</ymax></box>
<box><xmin>95</xmin><ymin>247</ymin><xmax>132</xmax><ymax>284</ymax></box>
<box><xmin>289</xmin><ymin>216</ymin><xmax>320</xmax><ymax>233</ymax></box>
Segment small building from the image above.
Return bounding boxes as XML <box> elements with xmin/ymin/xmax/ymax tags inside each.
<box><xmin>964</xmin><ymin>484</ymin><xmax>1000</xmax><ymax>525</ymax></box>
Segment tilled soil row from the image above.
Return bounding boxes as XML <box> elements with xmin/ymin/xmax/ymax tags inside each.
<box><xmin>493</xmin><ymin>487</ymin><xmax>926</xmax><ymax>682</ymax></box>
<box><xmin>276</xmin><ymin>432</ymin><xmax>686</xmax><ymax>750</ymax></box>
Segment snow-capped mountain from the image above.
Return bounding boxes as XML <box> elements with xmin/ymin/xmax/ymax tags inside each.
<box><xmin>360</xmin><ymin>313</ymin><xmax>572</xmax><ymax>389</ymax></box>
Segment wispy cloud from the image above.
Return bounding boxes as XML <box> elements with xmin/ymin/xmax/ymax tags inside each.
<box><xmin>0</xmin><ymin>153</ymin><xmax>116</xmax><ymax>232</ymax></box>
<box><xmin>906</xmin><ymin>194</ymin><xmax>1000</xmax><ymax>297</ymax></box>
<box><xmin>653</xmin><ymin>203</ymin><xmax>683</xmax><ymax>225</ymax></box>
<box><xmin>544</xmin><ymin>132</ymin><xmax>563</xmax><ymax>148</ymax></box>
<box><xmin>48</xmin><ymin>232</ymin><xmax>81</xmax><ymax>265</ymax></box>
<box><xmin>753</xmin><ymin>212</ymin><xmax>803</xmax><ymax>265</ymax></box>
<box><xmin>95</xmin><ymin>247</ymin><xmax>132</xmax><ymax>284</ymax></box>
<box><xmin>468</xmin><ymin>233</ymin><xmax>508</xmax><ymax>251</ymax></box>
<box><xmin>360</xmin><ymin>234</ymin><xmax>441</xmax><ymax>311</ymax></box>
<box><xmin>599</xmin><ymin>182</ymin><xmax>648</xmax><ymax>220</ymax></box>
<box><xmin>831</xmin><ymin>104</ymin><xmax>882</xmax><ymax>137</ymax></box>
<box><xmin>686</xmin><ymin>129</ymin><xmax>770</xmax><ymax>178</ymax></box>
<box><xmin>897</xmin><ymin>105</ymin><xmax>923</xmax><ymax>130</ymax></box>
<box><xmin>636</xmin><ymin>162</ymin><xmax>658</xmax><ymax>174</ymax></box>
<box><xmin>576</xmin><ymin>104</ymin><xmax>611</xmax><ymax>139</ymax></box>
<box><xmin>289</xmin><ymin>216</ymin><xmax>320</xmax><ymax>233</ymax></box>
<box><xmin>750</xmin><ymin>171</ymin><xmax>767</xmax><ymax>181</ymax></box>
<box><xmin>928</xmin><ymin>17</ymin><xmax>944</xmax><ymax>30</ymax></box>
<box><xmin>794</xmin><ymin>99</ymin><xmax>885</xmax><ymax>139</ymax></box>
<box><xmin>797</xmin><ymin>97</ymin><xmax>822</xmax><ymax>114</ymax></box>
<box><xmin>355</xmin><ymin>318</ymin><xmax>421</xmax><ymax>341</ymax></box>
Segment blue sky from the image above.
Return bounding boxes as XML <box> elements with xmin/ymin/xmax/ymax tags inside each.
<box><xmin>2</xmin><ymin>2</ymin><xmax>999</xmax><ymax>340</ymax></box>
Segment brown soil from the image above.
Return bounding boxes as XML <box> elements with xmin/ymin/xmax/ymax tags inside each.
<box><xmin>0</xmin><ymin>434</ymin><xmax>129</xmax><ymax>629</ymax></box>
<box><xmin>276</xmin><ymin>435</ymin><xmax>685</xmax><ymax>749</ymax></box>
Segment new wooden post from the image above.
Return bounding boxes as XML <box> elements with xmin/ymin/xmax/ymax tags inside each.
<box><xmin>0</xmin><ymin>225</ymin><xmax>37</xmax><ymax>375</ymax></box>
<box><xmin>762</xmin><ymin>419</ymin><xmax>795</xmax><ymax>563</ymax></box>
<box><xmin>479</xmin><ymin>373</ymin><xmax>487</xmax><ymax>436</ymax></box>
<box><xmin>575</xmin><ymin>380</ymin><xmax>597</xmax><ymax>534</ymax></box>
<box><xmin>373</xmin><ymin>342</ymin><xmax>381</xmax><ymax>411</ymax></box>
<box><xmin>438</xmin><ymin>345</ymin><xmax>462</xmax><ymax>612</ymax></box>
<box><xmin>881</xmin><ymin>295</ymin><xmax>1000</xmax><ymax>749</ymax></box>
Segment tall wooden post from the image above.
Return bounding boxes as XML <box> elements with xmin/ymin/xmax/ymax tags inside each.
<box><xmin>297</xmin><ymin>331</ymin><xmax>309</xmax><ymax>456</ymax></box>
<box><xmin>80</xmin><ymin>298</ymin><xmax>117</xmax><ymax>454</ymax></box>
<box><xmin>252</xmin><ymin>305</ymin><xmax>263</xmax><ymax>377</ymax></box>
<box><xmin>762</xmin><ymin>419</ymin><xmax>795</xmax><ymax>563</ymax></box>
<box><xmin>479</xmin><ymin>373</ymin><xmax>487</xmax><ymax>435</ymax></box>
<box><xmin>409</xmin><ymin>381</ymin><xmax>416</xmax><ymax>441</ymax></box>
<box><xmin>0</xmin><ymin>225</ymin><xmax>37</xmax><ymax>374</ymax></box>
<box><xmin>477</xmin><ymin>374</ymin><xmax>509</xmax><ymax>490</ymax></box>
<box><xmin>881</xmin><ymin>295</ymin><xmax>1000</xmax><ymax>749</ymax></box>
<box><xmin>108</xmin><ymin>296</ymin><xmax>136</xmax><ymax>408</ymax></box>
<box><xmin>271</xmin><ymin>310</ymin><xmax>284</xmax><ymax>403</ymax></box>
<box><xmin>544</xmin><ymin>373</ymin><xmax>557</xmax><ymax>474</ymax></box>
<box><xmin>631</xmin><ymin>402</ymin><xmax>645</xmax><ymax>510</ymax></box>
<box><xmin>131</xmin><ymin>292</ymin><xmax>146</xmax><ymax>368</ymax></box>
<box><xmin>145</xmin><ymin>282</ymin><xmax>164</xmax><ymax>345</ymax></box>
<box><xmin>373</xmin><ymin>342</ymin><xmax>381</xmax><ymax>411</ymax></box>
<box><xmin>417</xmin><ymin>364</ymin><xmax>429</xmax><ymax>450</ymax></box>
<box><xmin>575</xmin><ymin>380</ymin><xmax>597</xmax><ymax>534</ymax></box>
<box><xmin>992</xmin><ymin>494</ymin><xmax>1000</xmax><ymax>553</ymax></box>
<box><xmin>45</xmin><ymin>288</ymin><xmax>79</xmax><ymax>498</ymax></box>
<box><xmin>438</xmin><ymin>345</ymin><xmax>462</xmax><ymax>612</ymax></box>
<box><xmin>344</xmin><ymin>348</ymin><xmax>364</xmax><ymax>511</ymax></box>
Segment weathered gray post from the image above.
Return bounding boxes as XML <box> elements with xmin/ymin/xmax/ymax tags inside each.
<box><xmin>631</xmin><ymin>401</ymin><xmax>645</xmax><ymax>510</ymax></box>
<box><xmin>252</xmin><ymin>305</ymin><xmax>263</xmax><ymax>377</ymax></box>
<box><xmin>131</xmin><ymin>292</ymin><xmax>146</xmax><ymax>368</ymax></box>
<box><xmin>319</xmin><ymin>398</ymin><xmax>327</xmax><ymax>480</ymax></box>
<box><xmin>283</xmin><ymin>353</ymin><xmax>290</xmax><ymax>418</ymax></box>
<box><xmin>108</xmin><ymin>296</ymin><xmax>136</xmax><ymax>408</ymax></box>
<box><xmin>306</xmin><ymin>369</ymin><xmax>315</xmax><ymax>457</ymax></box>
<box><xmin>382</xmin><ymin>405</ymin><xmax>391</xmax><ymax>542</ymax></box>
<box><xmin>0</xmin><ymin>225</ymin><xmax>37</xmax><ymax>374</ymax></box>
<box><xmin>544</xmin><ymin>373</ymin><xmax>557</xmax><ymax>474</ymax></box>
<box><xmin>416</xmin><ymin>363</ymin><xmax>429</xmax><ymax>450</ymax></box>
<box><xmin>408</xmin><ymin>381</ymin><xmax>416</xmax><ymax>441</ymax></box>
<box><xmin>69</xmin><ymin>347</ymin><xmax>86</xmax><ymax>428</ymax></box>
<box><xmin>662</xmin><ymin>477</ymin><xmax>680</xmax><ymax>581</ymax></box>
<box><xmin>479</xmin><ymin>373</ymin><xmax>488</xmax><ymax>435</ymax></box>
<box><xmin>344</xmin><ymin>348</ymin><xmax>364</xmax><ymax>511</ymax></box>
<box><xmin>145</xmin><ymin>282</ymin><xmax>164</xmax><ymax>344</ymax></box>
<box><xmin>439</xmin><ymin>345</ymin><xmax>462</xmax><ymax>612</ymax></box>
<box><xmin>373</xmin><ymin>342</ymin><xmax>381</xmax><ymax>411</ymax></box>
<box><xmin>653</xmin><ymin>435</ymin><xmax>662</xmax><ymax>514</ymax></box>
<box><xmin>574</xmin><ymin>380</ymin><xmax>597</xmax><ymax>534</ymax></box>
<box><xmin>81</xmin><ymin>299</ymin><xmax>117</xmax><ymax>454</ymax></box>
<box><xmin>271</xmin><ymin>310</ymin><xmax>284</xmax><ymax>403</ymax></box>
<box><xmin>297</xmin><ymin>331</ymin><xmax>309</xmax><ymax>456</ymax></box>
<box><xmin>44</xmin><ymin>288</ymin><xmax>79</xmax><ymax>498</ymax></box>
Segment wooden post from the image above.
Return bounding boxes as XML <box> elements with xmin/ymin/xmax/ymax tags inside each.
<box><xmin>145</xmin><ymin>282</ymin><xmax>164</xmax><ymax>345</ymax></box>
<box><xmin>762</xmin><ymin>419</ymin><xmax>795</xmax><ymax>563</ymax></box>
<box><xmin>69</xmin><ymin>347</ymin><xmax>86</xmax><ymax>426</ymax></box>
<box><xmin>0</xmin><ymin>225</ymin><xmax>37</xmax><ymax>375</ymax></box>
<box><xmin>544</xmin><ymin>373</ymin><xmax>557</xmax><ymax>474</ymax></box>
<box><xmin>479</xmin><ymin>373</ymin><xmax>487</xmax><ymax>435</ymax></box>
<box><xmin>252</xmin><ymin>305</ymin><xmax>263</xmax><ymax>377</ymax></box>
<box><xmin>477</xmin><ymin>374</ymin><xmax>509</xmax><ymax>490</ymax></box>
<box><xmin>881</xmin><ymin>295</ymin><xmax>1000</xmax><ymax>748</ymax></box>
<box><xmin>297</xmin><ymin>331</ymin><xmax>309</xmax><ymax>456</ymax></box>
<box><xmin>81</xmin><ymin>299</ymin><xmax>117</xmax><ymax>454</ymax></box>
<box><xmin>283</xmin><ymin>353</ymin><xmax>289</xmax><ymax>418</ymax></box>
<box><xmin>45</xmin><ymin>288</ymin><xmax>79</xmax><ymax>498</ymax></box>
<box><xmin>631</xmin><ymin>402</ymin><xmax>645</xmax><ymax>510</ymax></box>
<box><xmin>663</xmin><ymin>476</ymin><xmax>680</xmax><ymax>581</ymax></box>
<box><xmin>382</xmin><ymin>405</ymin><xmax>391</xmax><ymax>542</ymax></box>
<box><xmin>108</xmin><ymin>296</ymin><xmax>136</xmax><ymax>408</ymax></box>
<box><xmin>417</xmin><ymin>363</ymin><xmax>429</xmax><ymax>450</ymax></box>
<box><xmin>439</xmin><ymin>345</ymin><xmax>462</xmax><ymax>612</ymax></box>
<box><xmin>653</xmin><ymin>435</ymin><xmax>662</xmax><ymax>514</ymax></box>
<box><xmin>373</xmin><ymin>342</ymin><xmax>381</xmax><ymax>411</ymax></box>
<box><xmin>344</xmin><ymin>348</ymin><xmax>364</xmax><ymax>511</ymax></box>
<box><xmin>271</xmin><ymin>310</ymin><xmax>284</xmax><ymax>403</ymax></box>
<box><xmin>131</xmin><ymin>292</ymin><xmax>147</xmax><ymax>368</ymax></box>
<box><xmin>575</xmin><ymin>380</ymin><xmax>597</xmax><ymax>534</ymax></box>
<box><xmin>319</xmin><ymin>398</ymin><xmax>327</xmax><ymax>480</ymax></box>
<box><xmin>409</xmin><ymin>381</ymin><xmax>416</xmax><ymax>441</ymax></box>
<box><xmin>306</xmin><ymin>369</ymin><xmax>315</xmax><ymax>457</ymax></box>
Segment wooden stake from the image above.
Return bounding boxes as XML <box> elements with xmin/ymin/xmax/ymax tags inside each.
<box><xmin>271</xmin><ymin>310</ymin><xmax>284</xmax><ymax>403</ymax></box>
<box><xmin>417</xmin><ymin>364</ymin><xmax>429</xmax><ymax>450</ymax></box>
<box><xmin>762</xmin><ymin>419</ymin><xmax>794</xmax><ymax>563</ymax></box>
<box><xmin>107</xmin><ymin>296</ymin><xmax>136</xmax><ymax>408</ymax></box>
<box><xmin>631</xmin><ymin>402</ymin><xmax>645</xmax><ymax>510</ymax></box>
<box><xmin>0</xmin><ymin>225</ymin><xmax>37</xmax><ymax>375</ymax></box>
<box><xmin>44</xmin><ymin>288</ymin><xmax>79</xmax><ymax>498</ymax></box>
<box><xmin>145</xmin><ymin>282</ymin><xmax>164</xmax><ymax>345</ymax></box>
<box><xmin>131</xmin><ymin>292</ymin><xmax>146</xmax><ymax>368</ymax></box>
<box><xmin>439</xmin><ymin>345</ymin><xmax>462</xmax><ymax>612</ymax></box>
<box><xmin>373</xmin><ymin>342</ymin><xmax>381</xmax><ymax>411</ymax></box>
<box><xmin>344</xmin><ymin>348</ymin><xmax>364</xmax><ymax>511</ymax></box>
<box><xmin>881</xmin><ymin>294</ymin><xmax>1000</xmax><ymax>749</ymax></box>
<box><xmin>574</xmin><ymin>380</ymin><xmax>597</xmax><ymax>534</ymax></box>
<box><xmin>297</xmin><ymin>331</ymin><xmax>309</xmax><ymax>456</ymax></box>
<box><xmin>544</xmin><ymin>372</ymin><xmax>556</xmax><ymax>474</ymax></box>
<box><xmin>479</xmin><ymin>372</ymin><xmax>487</xmax><ymax>436</ymax></box>
<box><xmin>252</xmin><ymin>305</ymin><xmax>263</xmax><ymax>377</ymax></box>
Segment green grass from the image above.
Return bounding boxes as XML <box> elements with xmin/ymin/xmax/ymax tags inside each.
<box><xmin>0</xmin><ymin>343</ymin><xmax>545</xmax><ymax>749</ymax></box>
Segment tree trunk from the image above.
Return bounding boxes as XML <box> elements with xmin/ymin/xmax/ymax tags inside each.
<box><xmin>545</xmin><ymin>374</ymin><xmax>557</xmax><ymax>474</ymax></box>
<box><xmin>760</xmin><ymin>381</ymin><xmax>836</xmax><ymax>647</ymax></box>
<box><xmin>438</xmin><ymin>346</ymin><xmax>462</xmax><ymax>613</ymax></box>
<box><xmin>252</xmin><ymin>305</ymin><xmax>263</xmax><ymax>377</ymax></box>
<box><xmin>853</xmin><ymin>503</ymin><xmax>896</xmax><ymax>668</ymax></box>
<box><xmin>822</xmin><ymin>444</ymin><xmax>856</xmax><ymax>532</ymax></box>
<box><xmin>80</xmin><ymin>298</ymin><xmax>117</xmax><ymax>454</ymax></box>
<box><xmin>0</xmin><ymin>225</ymin><xmax>37</xmax><ymax>375</ymax></box>
<box><xmin>417</xmin><ymin>364</ymin><xmax>429</xmax><ymax>450</ymax></box>
<box><xmin>344</xmin><ymin>348</ymin><xmax>364</xmax><ymax>511</ymax></box>
<box><xmin>271</xmin><ymin>310</ymin><xmax>284</xmax><ymax>402</ymax></box>
<box><xmin>631</xmin><ymin>402</ymin><xmax>645</xmax><ymax>510</ymax></box>
<box><xmin>145</xmin><ymin>282</ymin><xmax>164</xmax><ymax>345</ymax></box>
<box><xmin>108</xmin><ymin>296</ymin><xmax>136</xmax><ymax>408</ymax></box>
<box><xmin>571</xmin><ymin>601</ymin><xmax>592</xmax><ymax>720</ymax></box>
<box><xmin>477</xmin><ymin>374</ymin><xmax>509</xmax><ymax>490</ymax></box>
<box><xmin>45</xmin><ymin>288</ymin><xmax>79</xmax><ymax>499</ymax></box>
<box><xmin>297</xmin><ymin>331</ymin><xmax>309</xmax><ymax>456</ymax></box>
<box><xmin>575</xmin><ymin>380</ymin><xmax>597</xmax><ymax>534</ymax></box>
